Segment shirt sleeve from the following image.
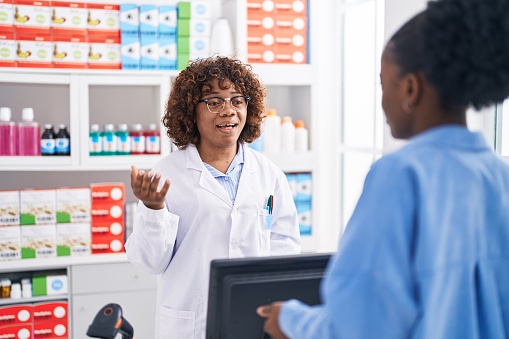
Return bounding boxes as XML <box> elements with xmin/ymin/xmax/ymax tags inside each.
<box><xmin>124</xmin><ymin>201</ymin><xmax>180</xmax><ymax>275</ymax></box>
<box><xmin>279</xmin><ymin>156</ymin><xmax>419</xmax><ymax>338</ymax></box>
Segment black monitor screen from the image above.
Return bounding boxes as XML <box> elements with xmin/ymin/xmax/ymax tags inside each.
<box><xmin>206</xmin><ymin>253</ymin><xmax>332</xmax><ymax>339</ymax></box>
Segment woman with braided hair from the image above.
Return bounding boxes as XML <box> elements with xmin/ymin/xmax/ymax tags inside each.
<box><xmin>258</xmin><ymin>0</ymin><xmax>509</xmax><ymax>337</ymax></box>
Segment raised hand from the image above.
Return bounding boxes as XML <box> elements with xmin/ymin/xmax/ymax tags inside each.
<box><xmin>131</xmin><ymin>165</ymin><xmax>171</xmax><ymax>210</ymax></box>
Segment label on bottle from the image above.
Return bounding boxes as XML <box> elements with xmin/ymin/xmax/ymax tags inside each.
<box><xmin>131</xmin><ymin>135</ymin><xmax>145</xmax><ymax>153</ymax></box>
<box><xmin>117</xmin><ymin>134</ymin><xmax>130</xmax><ymax>153</ymax></box>
<box><xmin>41</xmin><ymin>139</ymin><xmax>56</xmax><ymax>155</ymax></box>
<box><xmin>89</xmin><ymin>134</ymin><xmax>102</xmax><ymax>153</ymax></box>
<box><xmin>146</xmin><ymin>135</ymin><xmax>160</xmax><ymax>153</ymax></box>
<box><xmin>102</xmin><ymin>133</ymin><xmax>117</xmax><ymax>152</ymax></box>
<box><xmin>56</xmin><ymin>138</ymin><xmax>70</xmax><ymax>154</ymax></box>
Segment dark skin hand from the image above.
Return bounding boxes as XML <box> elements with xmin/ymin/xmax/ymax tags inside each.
<box><xmin>257</xmin><ymin>302</ymin><xmax>289</xmax><ymax>339</ymax></box>
<box><xmin>130</xmin><ymin>165</ymin><xmax>171</xmax><ymax>210</ymax></box>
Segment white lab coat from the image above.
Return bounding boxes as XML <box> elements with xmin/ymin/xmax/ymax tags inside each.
<box><xmin>125</xmin><ymin>143</ymin><xmax>301</xmax><ymax>339</ymax></box>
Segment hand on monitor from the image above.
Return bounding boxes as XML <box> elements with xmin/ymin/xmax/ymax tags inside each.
<box><xmin>257</xmin><ymin>302</ymin><xmax>288</xmax><ymax>339</ymax></box>
<box><xmin>131</xmin><ymin>165</ymin><xmax>170</xmax><ymax>210</ymax></box>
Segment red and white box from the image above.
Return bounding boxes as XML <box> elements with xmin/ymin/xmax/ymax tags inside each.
<box><xmin>0</xmin><ymin>304</ymin><xmax>33</xmax><ymax>326</ymax></box>
<box><xmin>90</xmin><ymin>183</ymin><xmax>125</xmax><ymax>204</ymax></box>
<box><xmin>13</xmin><ymin>0</ymin><xmax>51</xmax><ymax>34</ymax></box>
<box><xmin>0</xmin><ymin>323</ymin><xmax>33</xmax><ymax>339</ymax></box>
<box><xmin>87</xmin><ymin>32</ymin><xmax>121</xmax><ymax>69</ymax></box>
<box><xmin>247</xmin><ymin>12</ymin><xmax>276</xmax><ymax>37</ymax></box>
<box><xmin>86</xmin><ymin>2</ymin><xmax>120</xmax><ymax>36</ymax></box>
<box><xmin>33</xmin><ymin>301</ymin><xmax>68</xmax><ymax>323</ymax></box>
<box><xmin>50</xmin><ymin>0</ymin><xmax>87</xmax><ymax>35</ymax></box>
<box><xmin>0</xmin><ymin>0</ymin><xmax>14</xmax><ymax>32</ymax></box>
<box><xmin>91</xmin><ymin>220</ymin><xmax>123</xmax><ymax>237</ymax></box>
<box><xmin>275</xmin><ymin>13</ymin><xmax>307</xmax><ymax>35</ymax></box>
<box><xmin>91</xmin><ymin>203</ymin><xmax>124</xmax><ymax>223</ymax></box>
<box><xmin>52</xmin><ymin>33</ymin><xmax>88</xmax><ymax>69</ymax></box>
<box><xmin>247</xmin><ymin>0</ymin><xmax>276</xmax><ymax>16</ymax></box>
<box><xmin>275</xmin><ymin>41</ymin><xmax>306</xmax><ymax>63</ymax></box>
<box><xmin>274</xmin><ymin>0</ymin><xmax>307</xmax><ymax>15</ymax></box>
<box><xmin>0</xmin><ymin>30</ymin><xmax>16</xmax><ymax>67</ymax></box>
<box><xmin>15</xmin><ymin>30</ymin><xmax>53</xmax><ymax>68</ymax></box>
<box><xmin>91</xmin><ymin>234</ymin><xmax>125</xmax><ymax>254</ymax></box>
<box><xmin>33</xmin><ymin>319</ymin><xmax>68</xmax><ymax>338</ymax></box>
<box><xmin>247</xmin><ymin>43</ymin><xmax>276</xmax><ymax>64</ymax></box>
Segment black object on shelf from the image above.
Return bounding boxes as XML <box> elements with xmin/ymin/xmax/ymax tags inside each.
<box><xmin>86</xmin><ymin>303</ymin><xmax>134</xmax><ymax>339</ymax></box>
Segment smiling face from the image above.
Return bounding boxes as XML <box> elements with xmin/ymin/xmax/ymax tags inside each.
<box><xmin>195</xmin><ymin>78</ymin><xmax>247</xmax><ymax>152</ymax></box>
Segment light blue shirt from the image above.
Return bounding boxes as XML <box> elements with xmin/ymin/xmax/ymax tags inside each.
<box><xmin>203</xmin><ymin>143</ymin><xmax>244</xmax><ymax>203</ymax></box>
<box><xmin>280</xmin><ymin>125</ymin><xmax>509</xmax><ymax>339</ymax></box>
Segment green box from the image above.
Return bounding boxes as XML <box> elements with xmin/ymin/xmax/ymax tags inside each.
<box><xmin>177</xmin><ymin>36</ymin><xmax>190</xmax><ymax>54</ymax></box>
<box><xmin>32</xmin><ymin>275</ymin><xmax>47</xmax><ymax>296</ymax></box>
<box><xmin>177</xmin><ymin>53</ymin><xmax>190</xmax><ymax>70</ymax></box>
<box><xmin>178</xmin><ymin>2</ymin><xmax>190</xmax><ymax>19</ymax></box>
<box><xmin>177</xmin><ymin>18</ymin><xmax>190</xmax><ymax>37</ymax></box>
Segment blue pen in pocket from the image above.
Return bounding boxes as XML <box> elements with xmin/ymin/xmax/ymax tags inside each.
<box><xmin>265</xmin><ymin>205</ymin><xmax>273</xmax><ymax>230</ymax></box>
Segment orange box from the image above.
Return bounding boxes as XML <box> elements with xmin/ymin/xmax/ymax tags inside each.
<box><xmin>247</xmin><ymin>32</ymin><xmax>275</xmax><ymax>48</ymax></box>
<box><xmin>91</xmin><ymin>203</ymin><xmax>124</xmax><ymax>224</ymax></box>
<box><xmin>0</xmin><ymin>30</ymin><xmax>16</xmax><ymax>67</ymax></box>
<box><xmin>34</xmin><ymin>302</ymin><xmax>68</xmax><ymax>324</ymax></box>
<box><xmin>52</xmin><ymin>33</ymin><xmax>88</xmax><ymax>69</ymax></box>
<box><xmin>91</xmin><ymin>220</ymin><xmax>124</xmax><ymax>237</ymax></box>
<box><xmin>247</xmin><ymin>12</ymin><xmax>276</xmax><ymax>36</ymax></box>
<box><xmin>247</xmin><ymin>43</ymin><xmax>276</xmax><ymax>64</ymax></box>
<box><xmin>86</xmin><ymin>2</ymin><xmax>120</xmax><ymax>36</ymax></box>
<box><xmin>91</xmin><ymin>234</ymin><xmax>125</xmax><ymax>254</ymax></box>
<box><xmin>274</xmin><ymin>0</ymin><xmax>307</xmax><ymax>15</ymax></box>
<box><xmin>275</xmin><ymin>32</ymin><xmax>306</xmax><ymax>47</ymax></box>
<box><xmin>247</xmin><ymin>0</ymin><xmax>276</xmax><ymax>16</ymax></box>
<box><xmin>87</xmin><ymin>32</ymin><xmax>121</xmax><ymax>69</ymax></box>
<box><xmin>33</xmin><ymin>319</ymin><xmax>68</xmax><ymax>338</ymax></box>
<box><xmin>0</xmin><ymin>0</ymin><xmax>14</xmax><ymax>32</ymax></box>
<box><xmin>275</xmin><ymin>13</ymin><xmax>307</xmax><ymax>35</ymax></box>
<box><xmin>51</xmin><ymin>0</ymin><xmax>87</xmax><ymax>35</ymax></box>
<box><xmin>0</xmin><ymin>323</ymin><xmax>33</xmax><ymax>339</ymax></box>
<box><xmin>0</xmin><ymin>304</ymin><xmax>33</xmax><ymax>326</ymax></box>
<box><xmin>15</xmin><ymin>30</ymin><xmax>53</xmax><ymax>68</ymax></box>
<box><xmin>13</xmin><ymin>0</ymin><xmax>51</xmax><ymax>34</ymax></box>
<box><xmin>90</xmin><ymin>183</ymin><xmax>125</xmax><ymax>204</ymax></box>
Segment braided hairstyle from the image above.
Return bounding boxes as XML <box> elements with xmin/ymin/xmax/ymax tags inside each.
<box><xmin>384</xmin><ymin>0</ymin><xmax>509</xmax><ymax>111</ymax></box>
<box><xmin>163</xmin><ymin>56</ymin><xmax>267</xmax><ymax>148</ymax></box>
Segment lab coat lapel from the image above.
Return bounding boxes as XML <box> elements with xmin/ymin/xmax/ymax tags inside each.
<box><xmin>185</xmin><ymin>145</ymin><xmax>232</xmax><ymax>206</ymax></box>
<box><xmin>233</xmin><ymin>146</ymin><xmax>259</xmax><ymax>207</ymax></box>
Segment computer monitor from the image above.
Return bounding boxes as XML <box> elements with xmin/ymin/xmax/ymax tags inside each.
<box><xmin>206</xmin><ymin>253</ymin><xmax>332</xmax><ymax>339</ymax></box>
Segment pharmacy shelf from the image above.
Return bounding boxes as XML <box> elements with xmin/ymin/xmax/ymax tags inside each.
<box><xmin>0</xmin><ymin>295</ymin><xmax>68</xmax><ymax>306</ymax></box>
<box><xmin>0</xmin><ymin>253</ymin><xmax>128</xmax><ymax>273</ymax></box>
<box><xmin>265</xmin><ymin>151</ymin><xmax>315</xmax><ymax>173</ymax></box>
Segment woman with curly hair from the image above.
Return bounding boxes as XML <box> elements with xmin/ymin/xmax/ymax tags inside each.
<box><xmin>125</xmin><ymin>56</ymin><xmax>301</xmax><ymax>339</ymax></box>
<box><xmin>258</xmin><ymin>0</ymin><xmax>509</xmax><ymax>338</ymax></box>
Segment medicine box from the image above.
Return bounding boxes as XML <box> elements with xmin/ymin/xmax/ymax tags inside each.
<box><xmin>20</xmin><ymin>189</ymin><xmax>56</xmax><ymax>225</ymax></box>
<box><xmin>0</xmin><ymin>0</ymin><xmax>14</xmax><ymax>31</ymax></box>
<box><xmin>50</xmin><ymin>0</ymin><xmax>87</xmax><ymax>35</ymax></box>
<box><xmin>140</xmin><ymin>34</ymin><xmax>158</xmax><ymax>70</ymax></box>
<box><xmin>33</xmin><ymin>301</ymin><xmax>68</xmax><ymax>323</ymax></box>
<box><xmin>91</xmin><ymin>234</ymin><xmax>124</xmax><ymax>254</ymax></box>
<box><xmin>0</xmin><ymin>31</ymin><xmax>16</xmax><ymax>67</ymax></box>
<box><xmin>177</xmin><ymin>36</ymin><xmax>209</xmax><ymax>55</ymax></box>
<box><xmin>13</xmin><ymin>0</ymin><xmax>51</xmax><ymax>33</ymax></box>
<box><xmin>87</xmin><ymin>33</ymin><xmax>121</xmax><ymax>70</ymax></box>
<box><xmin>90</xmin><ymin>183</ymin><xmax>125</xmax><ymax>204</ymax></box>
<box><xmin>86</xmin><ymin>2</ymin><xmax>120</xmax><ymax>34</ymax></box>
<box><xmin>177</xmin><ymin>18</ymin><xmax>211</xmax><ymax>37</ymax></box>
<box><xmin>33</xmin><ymin>319</ymin><xmax>68</xmax><ymax>338</ymax></box>
<box><xmin>0</xmin><ymin>225</ymin><xmax>21</xmax><ymax>261</ymax></box>
<box><xmin>56</xmin><ymin>187</ymin><xmax>91</xmax><ymax>223</ymax></box>
<box><xmin>139</xmin><ymin>4</ymin><xmax>158</xmax><ymax>37</ymax></box>
<box><xmin>121</xmin><ymin>33</ymin><xmax>140</xmax><ymax>70</ymax></box>
<box><xmin>177</xmin><ymin>1</ymin><xmax>211</xmax><ymax>19</ymax></box>
<box><xmin>159</xmin><ymin>35</ymin><xmax>176</xmax><ymax>70</ymax></box>
<box><xmin>0</xmin><ymin>304</ymin><xmax>33</xmax><ymax>326</ymax></box>
<box><xmin>32</xmin><ymin>275</ymin><xmax>68</xmax><ymax>296</ymax></box>
<box><xmin>15</xmin><ymin>31</ymin><xmax>53</xmax><ymax>68</ymax></box>
<box><xmin>0</xmin><ymin>190</ymin><xmax>20</xmax><ymax>226</ymax></box>
<box><xmin>296</xmin><ymin>200</ymin><xmax>312</xmax><ymax>236</ymax></box>
<box><xmin>295</xmin><ymin>173</ymin><xmax>312</xmax><ymax>202</ymax></box>
<box><xmin>56</xmin><ymin>222</ymin><xmax>91</xmax><ymax>256</ymax></box>
<box><xmin>52</xmin><ymin>33</ymin><xmax>88</xmax><ymax>69</ymax></box>
<box><xmin>0</xmin><ymin>323</ymin><xmax>33</xmax><ymax>338</ymax></box>
<box><xmin>158</xmin><ymin>5</ymin><xmax>177</xmax><ymax>38</ymax></box>
<box><xmin>119</xmin><ymin>3</ymin><xmax>139</xmax><ymax>36</ymax></box>
<box><xmin>21</xmin><ymin>224</ymin><xmax>57</xmax><ymax>259</ymax></box>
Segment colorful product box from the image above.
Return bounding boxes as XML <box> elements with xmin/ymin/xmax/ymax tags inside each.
<box><xmin>140</xmin><ymin>34</ymin><xmax>158</xmax><ymax>70</ymax></box>
<box><xmin>32</xmin><ymin>275</ymin><xmax>68</xmax><ymax>296</ymax></box>
<box><xmin>50</xmin><ymin>0</ymin><xmax>87</xmax><ymax>35</ymax></box>
<box><xmin>56</xmin><ymin>222</ymin><xmax>91</xmax><ymax>256</ymax></box>
<box><xmin>0</xmin><ymin>304</ymin><xmax>33</xmax><ymax>326</ymax></box>
<box><xmin>247</xmin><ymin>43</ymin><xmax>275</xmax><ymax>63</ymax></box>
<box><xmin>0</xmin><ymin>0</ymin><xmax>14</xmax><ymax>31</ymax></box>
<box><xmin>275</xmin><ymin>44</ymin><xmax>306</xmax><ymax>63</ymax></box>
<box><xmin>90</xmin><ymin>183</ymin><xmax>125</xmax><ymax>204</ymax></box>
<box><xmin>15</xmin><ymin>30</ymin><xmax>53</xmax><ymax>68</ymax></box>
<box><xmin>20</xmin><ymin>189</ymin><xmax>56</xmax><ymax>225</ymax></box>
<box><xmin>158</xmin><ymin>5</ymin><xmax>176</xmax><ymax>38</ymax></box>
<box><xmin>33</xmin><ymin>320</ymin><xmax>68</xmax><ymax>338</ymax></box>
<box><xmin>0</xmin><ymin>190</ymin><xmax>20</xmax><ymax>226</ymax></box>
<box><xmin>274</xmin><ymin>0</ymin><xmax>307</xmax><ymax>15</ymax></box>
<box><xmin>52</xmin><ymin>33</ymin><xmax>88</xmax><ymax>68</ymax></box>
<box><xmin>13</xmin><ymin>0</ymin><xmax>51</xmax><ymax>33</ymax></box>
<box><xmin>56</xmin><ymin>187</ymin><xmax>91</xmax><ymax>224</ymax></box>
<box><xmin>139</xmin><ymin>4</ymin><xmax>158</xmax><ymax>37</ymax></box>
<box><xmin>33</xmin><ymin>302</ymin><xmax>68</xmax><ymax>323</ymax></box>
<box><xmin>177</xmin><ymin>35</ymin><xmax>209</xmax><ymax>55</ymax></box>
<box><xmin>158</xmin><ymin>35</ymin><xmax>176</xmax><ymax>70</ymax></box>
<box><xmin>275</xmin><ymin>13</ymin><xmax>307</xmax><ymax>35</ymax></box>
<box><xmin>91</xmin><ymin>220</ymin><xmax>123</xmax><ymax>237</ymax></box>
<box><xmin>0</xmin><ymin>225</ymin><xmax>21</xmax><ymax>261</ymax></box>
<box><xmin>295</xmin><ymin>173</ymin><xmax>312</xmax><ymax>202</ymax></box>
<box><xmin>0</xmin><ymin>30</ymin><xmax>16</xmax><ymax>67</ymax></box>
<box><xmin>0</xmin><ymin>323</ymin><xmax>33</xmax><ymax>339</ymax></box>
<box><xmin>177</xmin><ymin>1</ymin><xmax>211</xmax><ymax>19</ymax></box>
<box><xmin>247</xmin><ymin>32</ymin><xmax>275</xmax><ymax>48</ymax></box>
<box><xmin>91</xmin><ymin>203</ymin><xmax>124</xmax><ymax>224</ymax></box>
<box><xmin>296</xmin><ymin>200</ymin><xmax>311</xmax><ymax>236</ymax></box>
<box><xmin>247</xmin><ymin>0</ymin><xmax>276</xmax><ymax>15</ymax></box>
<box><xmin>285</xmin><ymin>173</ymin><xmax>298</xmax><ymax>199</ymax></box>
<box><xmin>87</xmin><ymin>33</ymin><xmax>121</xmax><ymax>69</ymax></box>
<box><xmin>177</xmin><ymin>18</ymin><xmax>210</xmax><ymax>37</ymax></box>
<box><xmin>21</xmin><ymin>224</ymin><xmax>57</xmax><ymax>259</ymax></box>
<box><xmin>86</xmin><ymin>2</ymin><xmax>119</xmax><ymax>35</ymax></box>
<box><xmin>247</xmin><ymin>12</ymin><xmax>276</xmax><ymax>37</ymax></box>
<box><xmin>119</xmin><ymin>3</ymin><xmax>138</xmax><ymax>36</ymax></box>
<box><xmin>91</xmin><ymin>234</ymin><xmax>124</xmax><ymax>254</ymax></box>
<box><xmin>121</xmin><ymin>32</ymin><xmax>140</xmax><ymax>70</ymax></box>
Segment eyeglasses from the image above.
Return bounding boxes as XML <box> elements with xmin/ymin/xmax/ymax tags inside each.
<box><xmin>198</xmin><ymin>95</ymin><xmax>250</xmax><ymax>114</ymax></box>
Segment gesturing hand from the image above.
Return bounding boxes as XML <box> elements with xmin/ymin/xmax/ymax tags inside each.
<box><xmin>257</xmin><ymin>302</ymin><xmax>288</xmax><ymax>339</ymax></box>
<box><xmin>131</xmin><ymin>165</ymin><xmax>171</xmax><ymax>210</ymax></box>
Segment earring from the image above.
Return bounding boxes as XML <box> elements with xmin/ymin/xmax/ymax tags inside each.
<box><xmin>402</xmin><ymin>101</ymin><xmax>415</xmax><ymax>113</ymax></box>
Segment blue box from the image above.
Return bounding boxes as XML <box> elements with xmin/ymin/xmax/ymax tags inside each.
<box><xmin>296</xmin><ymin>173</ymin><xmax>312</xmax><ymax>202</ymax></box>
<box><xmin>120</xmin><ymin>3</ymin><xmax>139</xmax><ymax>36</ymax></box>
<box><xmin>139</xmin><ymin>5</ymin><xmax>159</xmax><ymax>37</ymax></box>
<box><xmin>121</xmin><ymin>33</ymin><xmax>140</xmax><ymax>70</ymax></box>
<box><xmin>159</xmin><ymin>36</ymin><xmax>177</xmax><ymax>70</ymax></box>
<box><xmin>141</xmin><ymin>35</ymin><xmax>159</xmax><ymax>70</ymax></box>
<box><xmin>159</xmin><ymin>5</ymin><xmax>177</xmax><ymax>38</ymax></box>
<box><xmin>296</xmin><ymin>201</ymin><xmax>312</xmax><ymax>236</ymax></box>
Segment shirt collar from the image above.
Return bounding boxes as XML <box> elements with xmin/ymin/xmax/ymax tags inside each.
<box><xmin>205</xmin><ymin>143</ymin><xmax>245</xmax><ymax>178</ymax></box>
<box><xmin>410</xmin><ymin>125</ymin><xmax>491</xmax><ymax>151</ymax></box>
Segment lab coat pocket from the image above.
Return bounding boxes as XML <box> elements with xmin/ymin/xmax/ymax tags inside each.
<box><xmin>159</xmin><ymin>306</ymin><xmax>195</xmax><ymax>338</ymax></box>
<box><xmin>257</xmin><ymin>208</ymin><xmax>271</xmax><ymax>254</ymax></box>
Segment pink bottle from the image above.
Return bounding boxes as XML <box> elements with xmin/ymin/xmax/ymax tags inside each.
<box><xmin>17</xmin><ymin>108</ymin><xmax>40</xmax><ymax>156</ymax></box>
<box><xmin>0</xmin><ymin>107</ymin><xmax>17</xmax><ymax>156</ymax></box>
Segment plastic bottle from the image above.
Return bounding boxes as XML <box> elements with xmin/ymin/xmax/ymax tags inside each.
<box><xmin>102</xmin><ymin>124</ymin><xmax>117</xmax><ymax>155</ymax></box>
<box><xmin>116</xmin><ymin>124</ymin><xmax>131</xmax><ymax>155</ymax></box>
<box><xmin>294</xmin><ymin>120</ymin><xmax>309</xmax><ymax>152</ymax></box>
<box><xmin>21</xmin><ymin>278</ymin><xmax>32</xmax><ymax>298</ymax></box>
<box><xmin>263</xmin><ymin>108</ymin><xmax>281</xmax><ymax>153</ymax></box>
<box><xmin>10</xmin><ymin>283</ymin><xmax>21</xmax><ymax>299</ymax></box>
<box><xmin>89</xmin><ymin>124</ymin><xmax>102</xmax><ymax>156</ymax></box>
<box><xmin>144</xmin><ymin>123</ymin><xmax>161</xmax><ymax>154</ymax></box>
<box><xmin>40</xmin><ymin>124</ymin><xmax>56</xmax><ymax>156</ymax></box>
<box><xmin>0</xmin><ymin>107</ymin><xmax>17</xmax><ymax>156</ymax></box>
<box><xmin>130</xmin><ymin>124</ymin><xmax>145</xmax><ymax>155</ymax></box>
<box><xmin>1</xmin><ymin>278</ymin><xmax>11</xmax><ymax>298</ymax></box>
<box><xmin>280</xmin><ymin>116</ymin><xmax>295</xmax><ymax>152</ymax></box>
<box><xmin>55</xmin><ymin>124</ymin><xmax>70</xmax><ymax>156</ymax></box>
<box><xmin>17</xmin><ymin>107</ymin><xmax>40</xmax><ymax>156</ymax></box>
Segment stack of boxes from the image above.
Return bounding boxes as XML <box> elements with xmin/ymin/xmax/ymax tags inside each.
<box><xmin>176</xmin><ymin>0</ymin><xmax>211</xmax><ymax>70</ymax></box>
<box><xmin>119</xmin><ymin>3</ymin><xmax>140</xmax><ymax>70</ymax></box>
<box><xmin>55</xmin><ymin>187</ymin><xmax>91</xmax><ymax>257</ymax></box>
<box><xmin>87</xmin><ymin>2</ymin><xmax>121</xmax><ymax>69</ymax></box>
<box><xmin>158</xmin><ymin>3</ymin><xmax>177</xmax><ymax>70</ymax></box>
<box><xmin>246</xmin><ymin>0</ymin><xmax>308</xmax><ymax>64</ymax></box>
<box><xmin>20</xmin><ymin>189</ymin><xmax>57</xmax><ymax>259</ymax></box>
<box><xmin>90</xmin><ymin>183</ymin><xmax>125</xmax><ymax>254</ymax></box>
<box><xmin>286</xmin><ymin>172</ymin><xmax>312</xmax><ymax>235</ymax></box>
<box><xmin>0</xmin><ymin>190</ymin><xmax>21</xmax><ymax>260</ymax></box>
<box><xmin>0</xmin><ymin>0</ymin><xmax>16</xmax><ymax>67</ymax></box>
<box><xmin>0</xmin><ymin>303</ymin><xmax>33</xmax><ymax>338</ymax></box>
<box><xmin>139</xmin><ymin>4</ymin><xmax>159</xmax><ymax>70</ymax></box>
<box><xmin>33</xmin><ymin>301</ymin><xmax>68</xmax><ymax>339</ymax></box>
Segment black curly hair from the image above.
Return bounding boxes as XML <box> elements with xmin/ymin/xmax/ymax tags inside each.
<box><xmin>384</xmin><ymin>0</ymin><xmax>509</xmax><ymax>110</ymax></box>
<box><xmin>162</xmin><ymin>56</ymin><xmax>267</xmax><ymax>148</ymax></box>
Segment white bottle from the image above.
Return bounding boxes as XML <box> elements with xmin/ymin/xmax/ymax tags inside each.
<box><xmin>10</xmin><ymin>283</ymin><xmax>21</xmax><ymax>299</ymax></box>
<box><xmin>263</xmin><ymin>108</ymin><xmax>281</xmax><ymax>153</ymax></box>
<box><xmin>280</xmin><ymin>116</ymin><xmax>295</xmax><ymax>152</ymax></box>
<box><xmin>294</xmin><ymin>120</ymin><xmax>309</xmax><ymax>152</ymax></box>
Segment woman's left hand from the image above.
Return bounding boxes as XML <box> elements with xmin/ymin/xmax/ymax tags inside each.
<box><xmin>257</xmin><ymin>302</ymin><xmax>289</xmax><ymax>339</ymax></box>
